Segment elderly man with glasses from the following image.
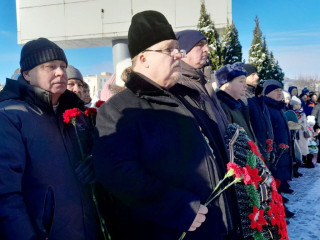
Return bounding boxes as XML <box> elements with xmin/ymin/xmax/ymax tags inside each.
<box><xmin>93</xmin><ymin>11</ymin><xmax>235</xmax><ymax>240</ymax></box>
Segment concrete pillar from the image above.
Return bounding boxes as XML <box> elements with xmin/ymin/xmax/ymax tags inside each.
<box><xmin>112</xmin><ymin>39</ymin><xmax>130</xmax><ymax>72</ymax></box>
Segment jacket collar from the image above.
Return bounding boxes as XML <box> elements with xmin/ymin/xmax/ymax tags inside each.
<box><xmin>180</xmin><ymin>61</ymin><xmax>206</xmax><ymax>85</ymax></box>
<box><xmin>0</xmin><ymin>76</ymin><xmax>84</xmax><ymax>114</ymax></box>
<box><xmin>264</xmin><ymin>96</ymin><xmax>286</xmax><ymax>110</ymax></box>
<box><xmin>246</xmin><ymin>84</ymin><xmax>256</xmax><ymax>96</ymax></box>
<box><xmin>216</xmin><ymin>89</ymin><xmax>244</xmax><ymax>110</ymax></box>
<box><xmin>125</xmin><ymin>71</ymin><xmax>179</xmax><ymax>106</ymax></box>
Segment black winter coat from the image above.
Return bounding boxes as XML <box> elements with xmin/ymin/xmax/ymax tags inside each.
<box><xmin>93</xmin><ymin>72</ymin><xmax>233</xmax><ymax>240</ymax></box>
<box><xmin>0</xmin><ymin>78</ymin><xmax>98</xmax><ymax>240</ymax></box>
<box><xmin>264</xmin><ymin>97</ymin><xmax>292</xmax><ymax>181</ymax></box>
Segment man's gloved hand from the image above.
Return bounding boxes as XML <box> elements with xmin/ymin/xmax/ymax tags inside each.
<box><xmin>74</xmin><ymin>155</ymin><xmax>96</xmax><ymax>184</ymax></box>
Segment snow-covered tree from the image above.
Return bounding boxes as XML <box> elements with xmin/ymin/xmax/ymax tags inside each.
<box><xmin>248</xmin><ymin>16</ymin><xmax>267</xmax><ymax>81</ymax></box>
<box><xmin>259</xmin><ymin>36</ymin><xmax>273</xmax><ymax>81</ymax></box>
<box><xmin>249</xmin><ymin>16</ymin><xmax>285</xmax><ymax>83</ymax></box>
<box><xmin>197</xmin><ymin>0</ymin><xmax>221</xmax><ymax>71</ymax></box>
<box><xmin>270</xmin><ymin>52</ymin><xmax>285</xmax><ymax>82</ymax></box>
<box><xmin>220</xmin><ymin>21</ymin><xmax>242</xmax><ymax>65</ymax></box>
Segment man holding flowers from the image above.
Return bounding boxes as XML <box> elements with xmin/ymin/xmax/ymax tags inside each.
<box><xmin>93</xmin><ymin>10</ymin><xmax>238</xmax><ymax>240</ymax></box>
<box><xmin>0</xmin><ymin>38</ymin><xmax>98</xmax><ymax>239</ymax></box>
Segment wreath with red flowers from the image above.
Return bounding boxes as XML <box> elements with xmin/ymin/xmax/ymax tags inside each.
<box><xmin>225</xmin><ymin>124</ymin><xmax>288</xmax><ymax>240</ymax></box>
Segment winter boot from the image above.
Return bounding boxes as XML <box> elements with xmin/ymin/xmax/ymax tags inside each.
<box><xmin>306</xmin><ymin>154</ymin><xmax>315</xmax><ymax>168</ymax></box>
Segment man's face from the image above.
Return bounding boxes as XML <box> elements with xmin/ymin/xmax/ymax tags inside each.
<box><xmin>246</xmin><ymin>73</ymin><xmax>259</xmax><ymax>87</ymax></box>
<box><xmin>23</xmin><ymin>60</ymin><xmax>67</xmax><ymax>98</ymax></box>
<box><xmin>266</xmin><ymin>88</ymin><xmax>283</xmax><ymax>101</ymax></box>
<box><xmin>82</xmin><ymin>88</ymin><xmax>91</xmax><ymax>104</ymax></box>
<box><xmin>311</xmin><ymin>94</ymin><xmax>317</xmax><ymax>102</ymax></box>
<box><xmin>182</xmin><ymin>40</ymin><xmax>209</xmax><ymax>69</ymax></box>
<box><xmin>226</xmin><ymin>75</ymin><xmax>247</xmax><ymax>100</ymax></box>
<box><xmin>67</xmin><ymin>79</ymin><xmax>83</xmax><ymax>98</ymax></box>
<box><xmin>144</xmin><ymin>39</ymin><xmax>182</xmax><ymax>89</ymax></box>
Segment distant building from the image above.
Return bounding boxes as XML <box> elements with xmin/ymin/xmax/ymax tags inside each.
<box><xmin>84</xmin><ymin>72</ymin><xmax>113</xmax><ymax>98</ymax></box>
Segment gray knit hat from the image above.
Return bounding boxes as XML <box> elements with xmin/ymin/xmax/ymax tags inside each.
<box><xmin>262</xmin><ymin>79</ymin><xmax>283</xmax><ymax>95</ymax></box>
<box><xmin>290</xmin><ymin>96</ymin><xmax>301</xmax><ymax>105</ymax></box>
<box><xmin>20</xmin><ymin>38</ymin><xmax>68</xmax><ymax>72</ymax></box>
<box><xmin>66</xmin><ymin>65</ymin><xmax>83</xmax><ymax>82</ymax></box>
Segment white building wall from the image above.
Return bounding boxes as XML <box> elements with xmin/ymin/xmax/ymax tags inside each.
<box><xmin>16</xmin><ymin>0</ymin><xmax>232</xmax><ymax>48</ymax></box>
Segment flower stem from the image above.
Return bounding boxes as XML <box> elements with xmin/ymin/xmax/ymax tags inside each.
<box><xmin>73</xmin><ymin>124</ymin><xmax>85</xmax><ymax>161</ymax></box>
<box><xmin>205</xmin><ymin>174</ymin><xmax>229</xmax><ymax>204</ymax></box>
<box><xmin>91</xmin><ymin>185</ymin><xmax>112</xmax><ymax>240</ymax></box>
<box><xmin>205</xmin><ymin>178</ymin><xmax>240</xmax><ymax>207</ymax></box>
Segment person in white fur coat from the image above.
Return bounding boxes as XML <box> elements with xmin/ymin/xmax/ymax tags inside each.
<box><xmin>291</xmin><ymin>96</ymin><xmax>309</xmax><ymax>165</ymax></box>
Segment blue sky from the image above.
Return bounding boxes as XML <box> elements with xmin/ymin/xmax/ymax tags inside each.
<box><xmin>0</xmin><ymin>0</ymin><xmax>320</xmax><ymax>85</ymax></box>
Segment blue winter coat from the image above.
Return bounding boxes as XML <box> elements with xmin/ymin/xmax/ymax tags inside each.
<box><xmin>93</xmin><ymin>72</ymin><xmax>233</xmax><ymax>240</ymax></box>
<box><xmin>248</xmin><ymin>96</ymin><xmax>274</xmax><ymax>163</ymax></box>
<box><xmin>0</xmin><ymin>77</ymin><xmax>98</xmax><ymax>240</ymax></box>
<box><xmin>264</xmin><ymin>96</ymin><xmax>292</xmax><ymax>181</ymax></box>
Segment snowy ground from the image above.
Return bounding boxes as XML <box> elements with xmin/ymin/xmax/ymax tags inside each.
<box><xmin>283</xmin><ymin>163</ymin><xmax>320</xmax><ymax>240</ymax></box>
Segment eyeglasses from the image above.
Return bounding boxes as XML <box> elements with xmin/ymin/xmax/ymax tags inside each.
<box><xmin>143</xmin><ymin>48</ymin><xmax>186</xmax><ymax>58</ymax></box>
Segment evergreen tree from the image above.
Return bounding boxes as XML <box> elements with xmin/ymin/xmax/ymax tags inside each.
<box><xmin>259</xmin><ymin>36</ymin><xmax>273</xmax><ymax>81</ymax></box>
<box><xmin>197</xmin><ymin>0</ymin><xmax>221</xmax><ymax>71</ymax></box>
<box><xmin>270</xmin><ymin>52</ymin><xmax>285</xmax><ymax>81</ymax></box>
<box><xmin>249</xmin><ymin>16</ymin><xmax>285</xmax><ymax>83</ymax></box>
<box><xmin>220</xmin><ymin>21</ymin><xmax>242</xmax><ymax>65</ymax></box>
<box><xmin>248</xmin><ymin>16</ymin><xmax>266</xmax><ymax>82</ymax></box>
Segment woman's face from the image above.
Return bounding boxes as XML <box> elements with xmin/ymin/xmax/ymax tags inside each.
<box><xmin>291</xmin><ymin>88</ymin><xmax>298</xmax><ymax>96</ymax></box>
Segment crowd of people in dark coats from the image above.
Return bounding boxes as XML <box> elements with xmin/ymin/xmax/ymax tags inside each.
<box><xmin>1</xmin><ymin>9</ymin><xmax>316</xmax><ymax>240</ymax></box>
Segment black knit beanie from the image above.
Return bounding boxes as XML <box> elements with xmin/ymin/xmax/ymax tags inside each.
<box><xmin>128</xmin><ymin>10</ymin><xmax>176</xmax><ymax>58</ymax></box>
<box><xmin>243</xmin><ymin>64</ymin><xmax>257</xmax><ymax>76</ymax></box>
<box><xmin>20</xmin><ymin>38</ymin><xmax>68</xmax><ymax>72</ymax></box>
<box><xmin>262</xmin><ymin>79</ymin><xmax>283</xmax><ymax>95</ymax></box>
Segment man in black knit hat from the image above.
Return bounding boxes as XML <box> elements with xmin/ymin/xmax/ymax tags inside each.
<box><xmin>242</xmin><ymin>63</ymin><xmax>259</xmax><ymax>103</ymax></box>
<box><xmin>94</xmin><ymin>10</ymin><xmax>235</xmax><ymax>240</ymax></box>
<box><xmin>0</xmin><ymin>38</ymin><xmax>98</xmax><ymax>239</ymax></box>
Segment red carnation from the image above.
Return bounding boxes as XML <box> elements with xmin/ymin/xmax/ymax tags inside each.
<box><xmin>63</xmin><ymin>108</ymin><xmax>82</xmax><ymax>125</ymax></box>
<box><xmin>242</xmin><ymin>165</ymin><xmax>262</xmax><ymax>189</ymax></box>
<box><xmin>266</xmin><ymin>139</ymin><xmax>273</xmax><ymax>145</ymax></box>
<box><xmin>227</xmin><ymin>162</ymin><xmax>243</xmax><ymax>178</ymax></box>
<box><xmin>248</xmin><ymin>140</ymin><xmax>262</xmax><ymax>158</ymax></box>
<box><xmin>279</xmin><ymin>143</ymin><xmax>289</xmax><ymax>149</ymax></box>
<box><xmin>248</xmin><ymin>206</ymin><xmax>267</xmax><ymax>232</ymax></box>
<box><xmin>95</xmin><ymin>100</ymin><xmax>105</xmax><ymax>108</ymax></box>
<box><xmin>270</xmin><ymin>179</ymin><xmax>278</xmax><ymax>192</ymax></box>
<box><xmin>267</xmin><ymin>145</ymin><xmax>273</xmax><ymax>152</ymax></box>
<box><xmin>84</xmin><ymin>108</ymin><xmax>97</xmax><ymax>117</ymax></box>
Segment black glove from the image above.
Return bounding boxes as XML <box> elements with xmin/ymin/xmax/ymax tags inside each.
<box><xmin>74</xmin><ymin>155</ymin><xmax>96</xmax><ymax>185</ymax></box>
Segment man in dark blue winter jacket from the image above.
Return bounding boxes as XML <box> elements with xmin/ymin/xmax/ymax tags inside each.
<box><xmin>0</xmin><ymin>38</ymin><xmax>98</xmax><ymax>240</ymax></box>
